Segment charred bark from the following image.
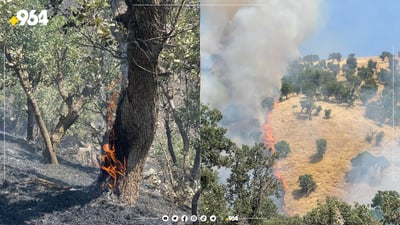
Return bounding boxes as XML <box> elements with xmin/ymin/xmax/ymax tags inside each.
<box><xmin>105</xmin><ymin>0</ymin><xmax>171</xmax><ymax>204</ymax></box>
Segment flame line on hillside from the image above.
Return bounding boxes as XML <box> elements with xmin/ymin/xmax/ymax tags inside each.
<box><xmin>264</xmin><ymin>101</ymin><xmax>288</xmax><ymax>214</ymax></box>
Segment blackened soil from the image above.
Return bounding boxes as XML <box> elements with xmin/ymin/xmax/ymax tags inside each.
<box><xmin>0</xmin><ymin>132</ymin><xmax>189</xmax><ymax>225</ymax></box>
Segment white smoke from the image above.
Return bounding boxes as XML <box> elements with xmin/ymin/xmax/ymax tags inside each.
<box><xmin>201</xmin><ymin>0</ymin><xmax>322</xmax><ymax>145</ymax></box>
<box><xmin>343</xmin><ymin>145</ymin><xmax>400</xmax><ymax>205</ymax></box>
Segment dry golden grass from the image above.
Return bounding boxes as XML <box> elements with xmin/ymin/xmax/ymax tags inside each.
<box><xmin>270</xmin><ymin>96</ymin><xmax>396</xmax><ymax>216</ymax></box>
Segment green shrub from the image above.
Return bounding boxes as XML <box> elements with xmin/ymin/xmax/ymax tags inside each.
<box><xmin>324</xmin><ymin>109</ymin><xmax>332</xmax><ymax>119</ymax></box>
<box><xmin>274</xmin><ymin>140</ymin><xmax>291</xmax><ymax>158</ymax></box>
<box><xmin>316</xmin><ymin>139</ymin><xmax>327</xmax><ymax>158</ymax></box>
<box><xmin>298</xmin><ymin>174</ymin><xmax>317</xmax><ymax>194</ymax></box>
<box><xmin>314</xmin><ymin>106</ymin><xmax>322</xmax><ymax>116</ymax></box>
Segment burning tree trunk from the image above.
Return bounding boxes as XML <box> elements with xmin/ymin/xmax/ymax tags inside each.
<box><xmin>104</xmin><ymin>0</ymin><xmax>171</xmax><ymax>204</ymax></box>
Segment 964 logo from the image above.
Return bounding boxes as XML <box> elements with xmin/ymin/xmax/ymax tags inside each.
<box><xmin>9</xmin><ymin>10</ymin><xmax>48</xmax><ymax>26</ymax></box>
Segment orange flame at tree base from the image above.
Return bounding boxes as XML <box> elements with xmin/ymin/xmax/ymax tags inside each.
<box><xmin>100</xmin><ymin>92</ymin><xmax>126</xmax><ymax>190</ymax></box>
<box><xmin>101</xmin><ymin>142</ymin><xmax>127</xmax><ymax>189</ymax></box>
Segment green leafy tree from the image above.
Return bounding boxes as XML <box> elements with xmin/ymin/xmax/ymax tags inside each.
<box><xmin>265</xmin><ymin>215</ymin><xmax>306</xmax><ymax>225</ymax></box>
<box><xmin>316</xmin><ymin>138</ymin><xmax>327</xmax><ymax>158</ymax></box>
<box><xmin>324</xmin><ymin>109</ymin><xmax>332</xmax><ymax>119</ymax></box>
<box><xmin>300</xmin><ymin>69</ymin><xmax>325</xmax><ymax>94</ymax></box>
<box><xmin>321</xmin><ymin>80</ymin><xmax>341</xmax><ymax>101</ymax></box>
<box><xmin>200</xmin><ymin>107</ymin><xmax>282</xmax><ymax>225</ymax></box>
<box><xmin>227</xmin><ymin>143</ymin><xmax>280</xmax><ymax>225</ymax></box>
<box><xmin>372</xmin><ymin>190</ymin><xmax>400</xmax><ymax>225</ymax></box>
<box><xmin>328</xmin><ymin>52</ymin><xmax>342</xmax><ymax>62</ymax></box>
<box><xmin>304</xmin><ymin>197</ymin><xmax>380</xmax><ymax>225</ymax></box>
<box><xmin>280</xmin><ymin>77</ymin><xmax>292</xmax><ymax>100</ymax></box>
<box><xmin>300</xmin><ymin>96</ymin><xmax>315</xmax><ymax>120</ymax></box>
<box><xmin>380</xmin><ymin>51</ymin><xmax>393</xmax><ymax>61</ymax></box>
<box><xmin>342</xmin><ymin>53</ymin><xmax>357</xmax><ymax>77</ymax></box>
<box><xmin>367</xmin><ymin>59</ymin><xmax>377</xmax><ymax>72</ymax></box>
<box><xmin>346</xmin><ymin>53</ymin><xmax>357</xmax><ymax>69</ymax></box>
<box><xmin>303</xmin><ymin>54</ymin><xmax>320</xmax><ymax>64</ymax></box>
<box><xmin>358</xmin><ymin>66</ymin><xmax>374</xmax><ymax>80</ymax></box>
<box><xmin>1</xmin><ymin>1</ymin><xmax>119</xmax><ymax>164</ymax></box>
<box><xmin>155</xmin><ymin>3</ymin><xmax>200</xmax><ymax>203</ymax></box>
<box><xmin>298</xmin><ymin>174</ymin><xmax>317</xmax><ymax>194</ymax></box>
<box><xmin>198</xmin><ymin>105</ymin><xmax>233</xmax><ymax>222</ymax></box>
<box><xmin>200</xmin><ymin>105</ymin><xmax>233</xmax><ymax>168</ymax></box>
<box><xmin>199</xmin><ymin>167</ymin><xmax>229</xmax><ymax>224</ymax></box>
<box><xmin>347</xmin><ymin>74</ymin><xmax>362</xmax><ymax>88</ymax></box>
<box><xmin>327</xmin><ymin>61</ymin><xmax>340</xmax><ymax>75</ymax></box>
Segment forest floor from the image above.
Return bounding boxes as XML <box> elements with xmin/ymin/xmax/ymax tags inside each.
<box><xmin>0</xmin><ymin>132</ymin><xmax>190</xmax><ymax>225</ymax></box>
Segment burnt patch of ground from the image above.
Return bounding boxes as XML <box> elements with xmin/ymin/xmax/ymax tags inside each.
<box><xmin>0</xmin><ymin>132</ymin><xmax>190</xmax><ymax>225</ymax></box>
<box><xmin>345</xmin><ymin>151</ymin><xmax>389</xmax><ymax>185</ymax></box>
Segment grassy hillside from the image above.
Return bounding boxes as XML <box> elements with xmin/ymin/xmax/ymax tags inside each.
<box><xmin>270</xmin><ymin>94</ymin><xmax>398</xmax><ymax>216</ymax></box>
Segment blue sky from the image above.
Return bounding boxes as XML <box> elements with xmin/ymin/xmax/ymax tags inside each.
<box><xmin>300</xmin><ymin>0</ymin><xmax>400</xmax><ymax>58</ymax></box>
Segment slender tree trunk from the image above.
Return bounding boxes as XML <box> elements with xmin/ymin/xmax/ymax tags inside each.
<box><xmin>164</xmin><ymin>112</ymin><xmax>177</xmax><ymax>165</ymax></box>
<box><xmin>167</xmin><ymin>97</ymin><xmax>190</xmax><ymax>182</ymax></box>
<box><xmin>18</xmin><ymin>70</ymin><xmax>58</xmax><ymax>164</ymax></box>
<box><xmin>191</xmin><ymin>145</ymin><xmax>200</xmax><ymax>184</ymax></box>
<box><xmin>5</xmin><ymin>47</ymin><xmax>58</xmax><ymax>164</ymax></box>
<box><xmin>110</xmin><ymin>0</ymin><xmax>170</xmax><ymax>204</ymax></box>
<box><xmin>161</xmin><ymin>83</ymin><xmax>191</xmax><ymax>182</ymax></box>
<box><xmin>27</xmin><ymin>72</ymin><xmax>39</xmax><ymax>141</ymax></box>
<box><xmin>50</xmin><ymin>108</ymin><xmax>81</xmax><ymax>150</ymax></box>
<box><xmin>191</xmin><ymin>188</ymin><xmax>201</xmax><ymax>225</ymax></box>
<box><xmin>27</xmin><ymin>99</ymin><xmax>35</xmax><ymax>141</ymax></box>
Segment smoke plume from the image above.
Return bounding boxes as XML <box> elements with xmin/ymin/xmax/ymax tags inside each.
<box><xmin>201</xmin><ymin>0</ymin><xmax>321</xmax><ymax>144</ymax></box>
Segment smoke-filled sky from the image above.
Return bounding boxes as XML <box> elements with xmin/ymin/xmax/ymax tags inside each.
<box><xmin>301</xmin><ymin>0</ymin><xmax>400</xmax><ymax>58</ymax></box>
<box><xmin>201</xmin><ymin>0</ymin><xmax>321</xmax><ymax>145</ymax></box>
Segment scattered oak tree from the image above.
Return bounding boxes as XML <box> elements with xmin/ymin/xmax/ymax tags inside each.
<box><xmin>298</xmin><ymin>174</ymin><xmax>317</xmax><ymax>194</ymax></box>
<box><xmin>372</xmin><ymin>190</ymin><xmax>400</xmax><ymax>225</ymax></box>
<box><xmin>1</xmin><ymin>1</ymin><xmax>119</xmax><ymax>164</ymax></box>
<box><xmin>324</xmin><ymin>109</ymin><xmax>332</xmax><ymax>119</ymax></box>
<box><xmin>316</xmin><ymin>138</ymin><xmax>327</xmax><ymax>159</ymax></box>
<box><xmin>274</xmin><ymin>140</ymin><xmax>291</xmax><ymax>158</ymax></box>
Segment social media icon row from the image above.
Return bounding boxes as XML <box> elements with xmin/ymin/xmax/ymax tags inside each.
<box><xmin>162</xmin><ymin>215</ymin><xmax>217</xmax><ymax>222</ymax></box>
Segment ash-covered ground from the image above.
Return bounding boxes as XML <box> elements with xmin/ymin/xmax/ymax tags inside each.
<box><xmin>0</xmin><ymin>132</ymin><xmax>190</xmax><ymax>225</ymax></box>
